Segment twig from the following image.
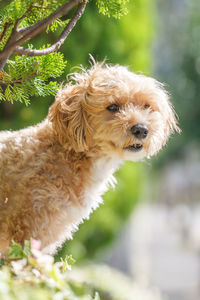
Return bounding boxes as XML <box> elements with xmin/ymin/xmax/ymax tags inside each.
<box><xmin>14</xmin><ymin>5</ymin><xmax>49</xmax><ymax>32</ymax></box>
<box><xmin>0</xmin><ymin>22</ymin><xmax>12</xmax><ymax>42</ymax></box>
<box><xmin>14</xmin><ymin>4</ymin><xmax>47</xmax><ymax>34</ymax></box>
<box><xmin>14</xmin><ymin>5</ymin><xmax>35</xmax><ymax>30</ymax></box>
<box><xmin>17</xmin><ymin>1</ymin><xmax>79</xmax><ymax>36</ymax></box>
<box><xmin>14</xmin><ymin>0</ymin><xmax>87</xmax><ymax>57</ymax></box>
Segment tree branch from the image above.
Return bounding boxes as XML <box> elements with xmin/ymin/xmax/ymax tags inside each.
<box><xmin>0</xmin><ymin>24</ymin><xmax>19</xmax><ymax>71</ymax></box>
<box><xmin>0</xmin><ymin>0</ymin><xmax>83</xmax><ymax>61</ymax></box>
<box><xmin>0</xmin><ymin>5</ymin><xmax>35</xmax><ymax>70</ymax></box>
<box><xmin>14</xmin><ymin>0</ymin><xmax>87</xmax><ymax>57</ymax></box>
<box><xmin>0</xmin><ymin>72</ymin><xmax>39</xmax><ymax>85</ymax></box>
<box><xmin>0</xmin><ymin>0</ymin><xmax>12</xmax><ymax>10</ymax></box>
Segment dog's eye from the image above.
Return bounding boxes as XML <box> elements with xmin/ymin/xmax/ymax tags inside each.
<box><xmin>144</xmin><ymin>104</ymin><xmax>150</xmax><ymax>109</ymax></box>
<box><xmin>107</xmin><ymin>104</ymin><xmax>120</xmax><ymax>112</ymax></box>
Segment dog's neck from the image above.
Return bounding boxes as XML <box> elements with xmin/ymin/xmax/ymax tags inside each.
<box><xmin>79</xmin><ymin>155</ymin><xmax>121</xmax><ymax>214</ymax></box>
<box><xmin>41</xmin><ymin>119</ymin><xmax>121</xmax><ymax>165</ymax></box>
<box><xmin>40</xmin><ymin>119</ymin><xmax>122</xmax><ymax>184</ymax></box>
<box><xmin>91</xmin><ymin>156</ymin><xmax>121</xmax><ymax>180</ymax></box>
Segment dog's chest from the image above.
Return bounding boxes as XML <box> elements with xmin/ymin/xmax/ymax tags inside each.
<box><xmin>81</xmin><ymin>157</ymin><xmax>120</xmax><ymax>214</ymax></box>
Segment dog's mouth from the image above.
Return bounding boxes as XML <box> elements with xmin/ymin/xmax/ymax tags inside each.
<box><xmin>124</xmin><ymin>144</ymin><xmax>143</xmax><ymax>152</ymax></box>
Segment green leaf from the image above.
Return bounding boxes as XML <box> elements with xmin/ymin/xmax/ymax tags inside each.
<box><xmin>23</xmin><ymin>240</ymin><xmax>31</xmax><ymax>257</ymax></box>
<box><xmin>0</xmin><ymin>259</ymin><xmax>5</xmax><ymax>266</ymax></box>
<box><xmin>96</xmin><ymin>0</ymin><xmax>129</xmax><ymax>18</ymax></box>
<box><xmin>46</xmin><ymin>18</ymin><xmax>70</xmax><ymax>33</ymax></box>
<box><xmin>8</xmin><ymin>241</ymin><xmax>24</xmax><ymax>259</ymax></box>
<box><xmin>60</xmin><ymin>255</ymin><xmax>75</xmax><ymax>272</ymax></box>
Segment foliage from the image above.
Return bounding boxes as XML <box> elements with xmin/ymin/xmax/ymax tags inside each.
<box><xmin>96</xmin><ymin>0</ymin><xmax>129</xmax><ymax>18</ymax></box>
<box><xmin>0</xmin><ymin>52</ymin><xmax>66</xmax><ymax>105</ymax></box>
<box><xmin>0</xmin><ymin>241</ymin><xmax>163</xmax><ymax>300</ymax></box>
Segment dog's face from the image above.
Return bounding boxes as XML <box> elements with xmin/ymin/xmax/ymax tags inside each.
<box><xmin>49</xmin><ymin>63</ymin><xmax>180</xmax><ymax>161</ymax></box>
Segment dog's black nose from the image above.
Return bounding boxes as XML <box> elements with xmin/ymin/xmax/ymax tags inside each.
<box><xmin>131</xmin><ymin>124</ymin><xmax>148</xmax><ymax>139</ymax></box>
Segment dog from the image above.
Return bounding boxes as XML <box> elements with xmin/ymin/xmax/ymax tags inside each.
<box><xmin>0</xmin><ymin>62</ymin><xmax>180</xmax><ymax>256</ymax></box>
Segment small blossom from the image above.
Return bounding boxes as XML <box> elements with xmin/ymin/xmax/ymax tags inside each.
<box><xmin>31</xmin><ymin>239</ymin><xmax>41</xmax><ymax>251</ymax></box>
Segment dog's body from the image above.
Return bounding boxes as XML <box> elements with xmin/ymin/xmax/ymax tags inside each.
<box><xmin>0</xmin><ymin>63</ymin><xmax>179</xmax><ymax>255</ymax></box>
<box><xmin>0</xmin><ymin>121</ymin><xmax>118</xmax><ymax>254</ymax></box>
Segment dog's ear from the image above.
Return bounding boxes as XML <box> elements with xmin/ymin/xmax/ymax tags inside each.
<box><xmin>48</xmin><ymin>86</ymin><xmax>92</xmax><ymax>152</ymax></box>
<box><xmin>167</xmin><ymin>106</ymin><xmax>180</xmax><ymax>134</ymax></box>
<box><xmin>153</xmin><ymin>81</ymin><xmax>181</xmax><ymax>145</ymax></box>
<box><xmin>166</xmin><ymin>103</ymin><xmax>181</xmax><ymax>139</ymax></box>
<box><xmin>162</xmin><ymin>99</ymin><xmax>181</xmax><ymax>146</ymax></box>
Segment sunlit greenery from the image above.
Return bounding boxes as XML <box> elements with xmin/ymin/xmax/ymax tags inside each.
<box><xmin>0</xmin><ymin>241</ymin><xmax>163</xmax><ymax>300</ymax></box>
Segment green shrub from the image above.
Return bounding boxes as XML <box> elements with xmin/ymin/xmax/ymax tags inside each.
<box><xmin>0</xmin><ymin>241</ymin><xmax>163</xmax><ymax>300</ymax></box>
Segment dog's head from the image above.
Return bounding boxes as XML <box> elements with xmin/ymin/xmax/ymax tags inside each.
<box><xmin>48</xmin><ymin>62</ymin><xmax>180</xmax><ymax>161</ymax></box>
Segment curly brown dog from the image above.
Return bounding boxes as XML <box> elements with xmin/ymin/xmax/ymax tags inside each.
<box><xmin>0</xmin><ymin>62</ymin><xmax>180</xmax><ymax>256</ymax></box>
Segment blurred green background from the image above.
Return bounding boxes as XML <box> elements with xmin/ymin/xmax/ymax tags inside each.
<box><xmin>1</xmin><ymin>0</ymin><xmax>199</xmax><ymax>266</ymax></box>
